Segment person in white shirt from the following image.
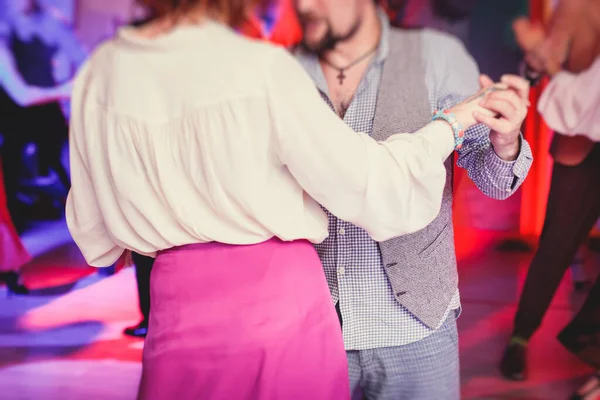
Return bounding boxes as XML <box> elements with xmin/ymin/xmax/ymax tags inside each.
<box><xmin>0</xmin><ymin>35</ymin><xmax>72</xmax><ymax>295</ymax></box>
<box><xmin>66</xmin><ymin>0</ymin><xmax>504</xmax><ymax>398</ymax></box>
<box><xmin>538</xmin><ymin>56</ymin><xmax>600</xmax><ymax>139</ymax></box>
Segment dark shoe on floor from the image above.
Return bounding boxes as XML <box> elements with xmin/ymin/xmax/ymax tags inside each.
<box><xmin>124</xmin><ymin>321</ymin><xmax>148</xmax><ymax>338</ymax></box>
<box><xmin>500</xmin><ymin>342</ymin><xmax>527</xmax><ymax>381</ymax></box>
<box><xmin>0</xmin><ymin>271</ymin><xmax>30</xmax><ymax>295</ymax></box>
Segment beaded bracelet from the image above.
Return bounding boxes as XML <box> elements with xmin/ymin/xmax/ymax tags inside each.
<box><xmin>432</xmin><ymin>110</ymin><xmax>465</xmax><ymax>151</ymax></box>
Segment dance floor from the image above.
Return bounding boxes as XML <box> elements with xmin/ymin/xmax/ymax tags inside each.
<box><xmin>0</xmin><ymin>217</ymin><xmax>596</xmax><ymax>400</ymax></box>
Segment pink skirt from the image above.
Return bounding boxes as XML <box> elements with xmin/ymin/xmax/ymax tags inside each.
<box><xmin>137</xmin><ymin>238</ymin><xmax>350</xmax><ymax>400</ymax></box>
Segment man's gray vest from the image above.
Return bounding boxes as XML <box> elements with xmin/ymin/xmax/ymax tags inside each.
<box><xmin>373</xmin><ymin>28</ymin><xmax>458</xmax><ymax>329</ymax></box>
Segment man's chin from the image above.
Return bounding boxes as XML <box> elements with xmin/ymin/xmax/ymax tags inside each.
<box><xmin>300</xmin><ymin>40</ymin><xmax>323</xmax><ymax>53</ymax></box>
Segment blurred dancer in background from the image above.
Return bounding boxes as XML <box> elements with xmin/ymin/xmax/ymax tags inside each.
<box><xmin>536</xmin><ymin>53</ymin><xmax>600</xmax><ymax>400</ymax></box>
<box><xmin>502</xmin><ymin>0</ymin><xmax>600</xmax><ymax>387</ymax></box>
<box><xmin>0</xmin><ymin>0</ymin><xmax>85</xmax><ymax>230</ymax></box>
<box><xmin>519</xmin><ymin>5</ymin><xmax>600</xmax><ymax>398</ymax></box>
<box><xmin>0</xmin><ymin>32</ymin><xmax>72</xmax><ymax>294</ymax></box>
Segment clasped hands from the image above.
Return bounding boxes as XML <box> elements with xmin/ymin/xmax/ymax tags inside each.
<box><xmin>448</xmin><ymin>74</ymin><xmax>530</xmax><ymax>161</ymax></box>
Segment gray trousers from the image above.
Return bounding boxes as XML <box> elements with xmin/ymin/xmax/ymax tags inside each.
<box><xmin>348</xmin><ymin>314</ymin><xmax>460</xmax><ymax>400</ymax></box>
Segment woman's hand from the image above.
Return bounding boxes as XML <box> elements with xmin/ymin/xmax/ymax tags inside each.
<box><xmin>445</xmin><ymin>74</ymin><xmax>531</xmax><ymax>160</ymax></box>
<box><xmin>447</xmin><ymin>80</ymin><xmax>504</xmax><ymax>129</ymax></box>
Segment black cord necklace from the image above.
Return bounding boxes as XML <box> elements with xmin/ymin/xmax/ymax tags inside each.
<box><xmin>320</xmin><ymin>44</ymin><xmax>379</xmax><ymax>85</ymax></box>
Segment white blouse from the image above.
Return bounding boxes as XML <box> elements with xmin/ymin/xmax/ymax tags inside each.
<box><xmin>538</xmin><ymin>56</ymin><xmax>600</xmax><ymax>140</ymax></box>
<box><xmin>66</xmin><ymin>20</ymin><xmax>455</xmax><ymax>267</ymax></box>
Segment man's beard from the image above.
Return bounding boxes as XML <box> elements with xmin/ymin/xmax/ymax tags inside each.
<box><xmin>299</xmin><ymin>18</ymin><xmax>361</xmax><ymax>55</ymax></box>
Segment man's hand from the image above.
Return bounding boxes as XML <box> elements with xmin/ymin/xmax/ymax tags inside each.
<box><xmin>474</xmin><ymin>74</ymin><xmax>530</xmax><ymax>161</ymax></box>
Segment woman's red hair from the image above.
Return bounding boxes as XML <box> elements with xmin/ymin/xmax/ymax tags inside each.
<box><xmin>140</xmin><ymin>0</ymin><xmax>269</xmax><ymax>28</ymax></box>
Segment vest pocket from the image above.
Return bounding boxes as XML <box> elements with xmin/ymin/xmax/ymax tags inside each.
<box><xmin>418</xmin><ymin>222</ymin><xmax>453</xmax><ymax>259</ymax></box>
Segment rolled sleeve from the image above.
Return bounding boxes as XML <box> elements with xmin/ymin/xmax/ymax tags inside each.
<box><xmin>484</xmin><ymin>135</ymin><xmax>533</xmax><ymax>197</ymax></box>
<box><xmin>438</xmin><ymin>100</ymin><xmax>533</xmax><ymax>200</ymax></box>
<box><xmin>426</xmin><ymin>29</ymin><xmax>533</xmax><ymax>200</ymax></box>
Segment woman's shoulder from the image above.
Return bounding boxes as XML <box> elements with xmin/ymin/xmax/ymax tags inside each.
<box><xmin>223</xmin><ymin>31</ymin><xmax>288</xmax><ymax>64</ymax></box>
<box><xmin>209</xmin><ymin>32</ymin><xmax>305</xmax><ymax>89</ymax></box>
<box><xmin>234</xmin><ymin>37</ymin><xmax>302</xmax><ymax>76</ymax></box>
<box><xmin>258</xmin><ymin>44</ymin><xmax>316</xmax><ymax>88</ymax></box>
<box><xmin>72</xmin><ymin>39</ymin><xmax>112</xmax><ymax>87</ymax></box>
<box><xmin>70</xmin><ymin>38</ymin><xmax>119</xmax><ymax>99</ymax></box>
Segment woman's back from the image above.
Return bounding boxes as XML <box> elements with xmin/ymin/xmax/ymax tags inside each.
<box><xmin>68</xmin><ymin>21</ymin><xmax>329</xmax><ymax>265</ymax></box>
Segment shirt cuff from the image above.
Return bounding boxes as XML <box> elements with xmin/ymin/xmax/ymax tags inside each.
<box><xmin>486</xmin><ymin>134</ymin><xmax>533</xmax><ymax>194</ymax></box>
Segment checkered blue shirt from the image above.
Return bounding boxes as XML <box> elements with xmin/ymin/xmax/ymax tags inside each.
<box><xmin>296</xmin><ymin>13</ymin><xmax>533</xmax><ymax>351</ymax></box>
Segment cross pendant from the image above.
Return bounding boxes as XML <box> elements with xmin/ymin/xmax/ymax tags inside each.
<box><xmin>337</xmin><ymin>69</ymin><xmax>346</xmax><ymax>85</ymax></box>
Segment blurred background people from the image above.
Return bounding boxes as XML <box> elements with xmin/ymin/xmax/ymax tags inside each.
<box><xmin>533</xmin><ymin>17</ymin><xmax>600</xmax><ymax>399</ymax></box>
<box><xmin>386</xmin><ymin>0</ymin><xmax>478</xmax><ymax>42</ymax></box>
<box><xmin>0</xmin><ymin>25</ymin><xmax>72</xmax><ymax>294</ymax></box>
<box><xmin>537</xmin><ymin>55</ymin><xmax>600</xmax><ymax>400</ymax></box>
<box><xmin>501</xmin><ymin>0</ymin><xmax>600</xmax><ymax>385</ymax></box>
<box><xmin>0</xmin><ymin>0</ymin><xmax>84</xmax><ymax>232</ymax></box>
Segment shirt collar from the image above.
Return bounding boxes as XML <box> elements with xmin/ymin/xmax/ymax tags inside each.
<box><xmin>295</xmin><ymin>8</ymin><xmax>391</xmax><ymax>95</ymax></box>
<box><xmin>375</xmin><ymin>8</ymin><xmax>391</xmax><ymax>64</ymax></box>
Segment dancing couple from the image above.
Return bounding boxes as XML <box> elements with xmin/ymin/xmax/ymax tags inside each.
<box><xmin>67</xmin><ymin>0</ymin><xmax>532</xmax><ymax>399</ymax></box>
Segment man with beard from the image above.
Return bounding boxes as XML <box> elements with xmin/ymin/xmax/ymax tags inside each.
<box><xmin>292</xmin><ymin>0</ymin><xmax>533</xmax><ymax>398</ymax></box>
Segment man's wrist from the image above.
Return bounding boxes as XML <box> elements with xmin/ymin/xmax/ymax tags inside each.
<box><xmin>491</xmin><ymin>134</ymin><xmax>521</xmax><ymax>161</ymax></box>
